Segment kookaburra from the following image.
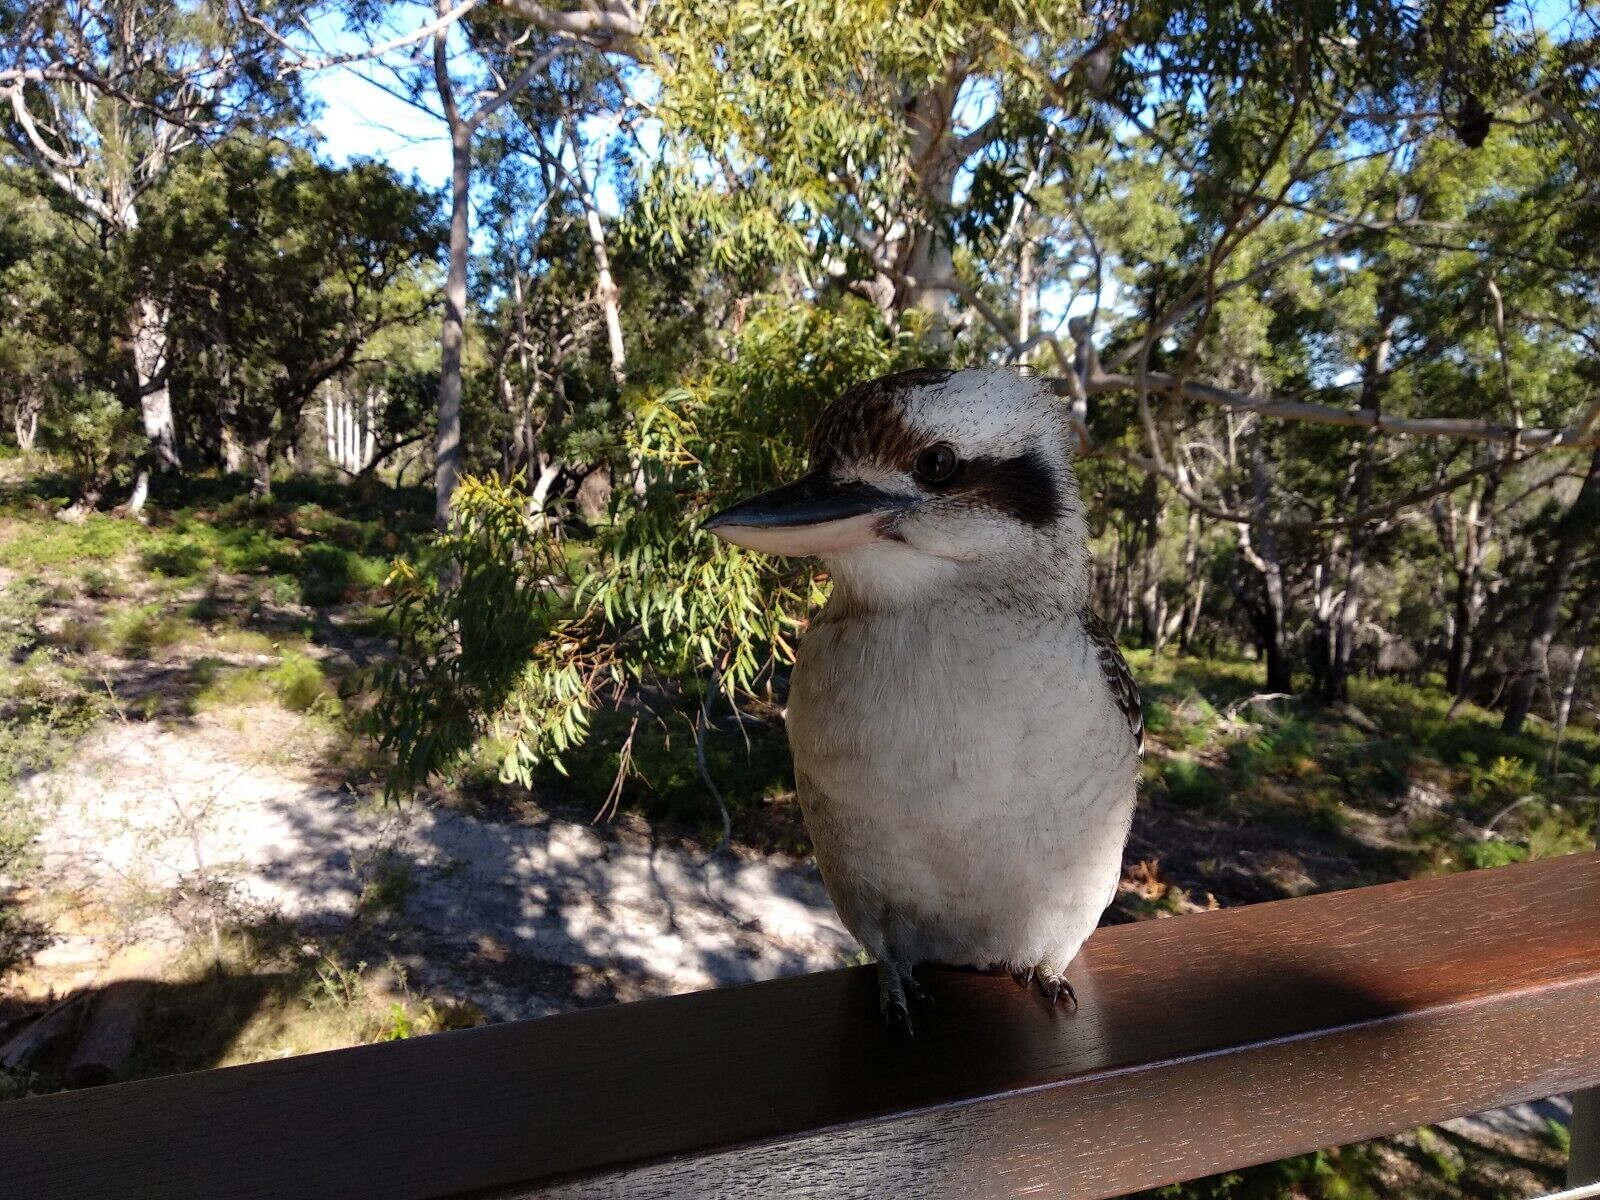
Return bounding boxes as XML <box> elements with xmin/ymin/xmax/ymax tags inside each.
<box><xmin>705</xmin><ymin>367</ymin><xmax>1142</xmax><ymax>1031</ymax></box>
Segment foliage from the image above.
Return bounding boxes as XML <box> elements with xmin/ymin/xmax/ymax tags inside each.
<box><xmin>146</xmin><ymin>139</ymin><xmax>443</xmax><ymax>489</ymax></box>
<box><xmin>367</xmin><ymin>473</ymin><xmax>583</xmax><ymax>795</ymax></box>
<box><xmin>369</xmin><ymin>299</ymin><xmax>939</xmax><ymax>797</ymax></box>
<box><xmin>0</xmin><ymin>581</ymin><xmax>106</xmax><ymax>977</ymax></box>
<box><xmin>37</xmin><ymin>388</ymin><xmax>141</xmax><ymax>494</ymax></box>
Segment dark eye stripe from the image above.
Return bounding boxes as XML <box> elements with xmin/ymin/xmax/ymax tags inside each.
<box><xmin>956</xmin><ymin>449</ymin><xmax>1062</xmax><ymax>526</ymax></box>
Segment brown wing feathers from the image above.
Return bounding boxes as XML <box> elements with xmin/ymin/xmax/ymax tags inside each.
<box><xmin>1080</xmin><ymin>608</ymin><xmax>1144</xmax><ymax>755</ymax></box>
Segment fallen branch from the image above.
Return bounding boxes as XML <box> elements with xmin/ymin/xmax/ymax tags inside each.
<box><xmin>0</xmin><ymin>992</ymin><xmax>89</xmax><ymax>1071</ymax></box>
<box><xmin>63</xmin><ymin>979</ymin><xmax>151</xmax><ymax>1089</ymax></box>
<box><xmin>1221</xmin><ymin>692</ymin><xmax>1293</xmax><ymax>721</ymax></box>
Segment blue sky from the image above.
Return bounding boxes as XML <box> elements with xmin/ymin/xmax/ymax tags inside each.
<box><xmin>301</xmin><ymin>2</ymin><xmax>643</xmax><ymax>220</ymax></box>
<box><xmin>302</xmin><ymin>5</ymin><xmax>452</xmax><ymax>191</ymax></box>
<box><xmin>300</xmin><ymin>2</ymin><xmax>1586</xmax><ymax>339</ymax></box>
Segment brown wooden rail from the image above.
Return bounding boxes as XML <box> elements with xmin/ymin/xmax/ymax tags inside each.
<box><xmin>2</xmin><ymin>852</ymin><xmax>1598</xmax><ymax>1200</ymax></box>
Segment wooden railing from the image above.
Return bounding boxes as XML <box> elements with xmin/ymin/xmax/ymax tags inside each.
<box><xmin>3</xmin><ymin>852</ymin><xmax>1598</xmax><ymax>1199</ymax></box>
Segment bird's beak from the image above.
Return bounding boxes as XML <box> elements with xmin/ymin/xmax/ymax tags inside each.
<box><xmin>702</xmin><ymin>472</ymin><xmax>913</xmax><ymax>557</ymax></box>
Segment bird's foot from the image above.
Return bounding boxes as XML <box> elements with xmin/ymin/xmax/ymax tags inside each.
<box><xmin>877</xmin><ymin>956</ymin><xmax>929</xmax><ymax>1035</ymax></box>
<box><xmin>1013</xmin><ymin>960</ymin><xmax>1078</xmax><ymax>1010</ymax></box>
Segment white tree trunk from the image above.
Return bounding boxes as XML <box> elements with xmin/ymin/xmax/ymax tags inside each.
<box><xmin>345</xmin><ymin>397</ymin><xmax>353</xmax><ymax>470</ymax></box>
<box><xmin>131</xmin><ymin>294</ymin><xmax>180</xmax><ymax>474</ymax></box>
<box><xmin>13</xmin><ymin>393</ymin><xmax>42</xmax><ymax>452</ymax></box>
<box><xmin>1549</xmin><ymin>643</ymin><xmax>1588</xmax><ymax>771</ymax></box>
<box><xmin>433</xmin><ymin>1</ymin><xmax>474</xmax><ymax>530</ymax></box>
<box><xmin>1017</xmin><ymin>237</ymin><xmax>1034</xmax><ymax>358</ymax></box>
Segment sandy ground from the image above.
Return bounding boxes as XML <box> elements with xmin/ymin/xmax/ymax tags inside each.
<box><xmin>14</xmin><ymin>701</ymin><xmax>1575</xmax><ymax>1186</ymax></box>
<box><xmin>25</xmin><ymin>708</ymin><xmax>855</xmax><ymax>1021</ymax></box>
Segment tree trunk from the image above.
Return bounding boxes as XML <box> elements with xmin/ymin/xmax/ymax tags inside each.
<box><xmin>1176</xmin><ymin>508</ymin><xmax>1205</xmax><ymax>651</ymax></box>
<box><xmin>130</xmin><ymin>294</ymin><xmax>180</xmax><ymax>474</ymax></box>
<box><xmin>435</xmin><ymin>115</ymin><xmax>471</xmax><ymax>529</ymax></box>
<box><xmin>1502</xmin><ymin>448</ymin><xmax>1600</xmax><ymax>734</ymax></box>
<box><xmin>1241</xmin><ymin>418</ymin><xmax>1293</xmax><ymax>694</ymax></box>
<box><xmin>1549</xmin><ymin>643</ymin><xmax>1588</xmax><ymax>772</ymax></box>
<box><xmin>1136</xmin><ymin>471</ymin><xmax>1162</xmax><ymax>646</ymax></box>
<box><xmin>529</xmin><ymin>455</ymin><xmax>563</xmax><ymax>523</ymax></box>
<box><xmin>1328</xmin><ymin>550</ymin><xmax>1366</xmax><ymax>700</ymax></box>
<box><xmin>1309</xmin><ymin>544</ymin><xmax>1340</xmax><ymax>693</ymax></box>
<box><xmin>891</xmin><ymin>76</ymin><xmax>961</xmax><ymax>328</ymax></box>
<box><xmin>561</xmin><ymin>117</ymin><xmax>637</xmax><ymax>497</ymax></box>
<box><xmin>1445</xmin><ymin>491</ymin><xmax>1479</xmax><ymax>697</ymax></box>
<box><xmin>1017</xmin><ymin>237</ymin><xmax>1034</xmax><ymax>357</ymax></box>
<box><xmin>578</xmin><ymin>192</ymin><xmax>625</xmax><ymax>388</ymax></box>
<box><xmin>1328</xmin><ymin>315</ymin><xmax>1393</xmax><ymax>699</ymax></box>
<box><xmin>220</xmin><ymin>425</ymin><xmax>245</xmax><ymax>474</ymax></box>
<box><xmin>1444</xmin><ymin>466</ymin><xmax>1502</xmax><ymax>697</ymax></box>
<box><xmin>249</xmin><ymin>433</ymin><xmax>273</xmax><ymax>500</ymax></box>
<box><xmin>901</xmin><ymin>223</ymin><xmax>955</xmax><ymax>328</ymax></box>
<box><xmin>13</xmin><ymin>392</ymin><xmax>42</xmax><ymax>452</ymax></box>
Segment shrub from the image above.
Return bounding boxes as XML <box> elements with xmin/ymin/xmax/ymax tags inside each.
<box><xmin>96</xmin><ymin>603</ymin><xmax>189</xmax><ymax>658</ymax></box>
<box><xmin>38</xmin><ymin>388</ymin><xmax>140</xmax><ymax>496</ymax></box>
<box><xmin>369</xmin><ymin>300</ymin><xmax>941</xmax><ymax>803</ymax></box>
<box><xmin>269</xmin><ymin>651</ymin><xmax>336</xmax><ymax>714</ymax></box>
<box><xmin>1459</xmin><ymin>839</ymin><xmax>1528</xmax><ymax>870</ymax></box>
<box><xmin>1160</xmin><ymin>757</ymin><xmax>1226</xmax><ymax>808</ymax></box>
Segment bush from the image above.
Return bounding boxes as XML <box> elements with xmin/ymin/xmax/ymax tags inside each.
<box><xmin>1459</xmin><ymin>839</ymin><xmax>1528</xmax><ymax>870</ymax></box>
<box><xmin>370</xmin><ymin>299</ymin><xmax>942</xmax><ymax>803</ymax></box>
<box><xmin>196</xmin><ymin>650</ymin><xmax>336</xmax><ymax>716</ymax></box>
<box><xmin>1159</xmin><ymin>757</ymin><xmax>1227</xmax><ymax>807</ymax></box>
<box><xmin>96</xmin><ymin>603</ymin><xmax>189</xmax><ymax>658</ymax></box>
<box><xmin>270</xmin><ymin>651</ymin><xmax>336</xmax><ymax>713</ymax></box>
<box><xmin>38</xmin><ymin>388</ymin><xmax>140</xmax><ymax>496</ymax></box>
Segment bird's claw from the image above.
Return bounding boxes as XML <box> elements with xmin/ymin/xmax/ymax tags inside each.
<box><xmin>1040</xmin><ymin>973</ymin><xmax>1079</xmax><ymax>1009</ymax></box>
<box><xmin>1014</xmin><ymin>961</ymin><xmax>1079</xmax><ymax>1010</ymax></box>
<box><xmin>883</xmin><ymin>997</ymin><xmax>914</xmax><ymax>1036</ymax></box>
<box><xmin>877</xmin><ymin>957</ymin><xmax>927</xmax><ymax>1035</ymax></box>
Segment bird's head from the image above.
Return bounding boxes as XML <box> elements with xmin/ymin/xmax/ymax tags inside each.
<box><xmin>704</xmin><ymin>367</ymin><xmax>1089</xmax><ymax>606</ymax></box>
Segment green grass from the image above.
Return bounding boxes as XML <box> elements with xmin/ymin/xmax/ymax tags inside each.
<box><xmin>92</xmin><ymin>602</ymin><xmax>191</xmax><ymax>658</ymax></box>
<box><xmin>354</xmin><ymin>848</ymin><xmax>417</xmax><ymax>919</ymax></box>
<box><xmin>194</xmin><ymin>650</ymin><xmax>339</xmax><ymax>716</ymax></box>
<box><xmin>1156</xmin><ymin>756</ymin><xmax>1228</xmax><ymax>807</ymax></box>
<box><xmin>1125</xmin><ymin>653</ymin><xmax>1599</xmax><ymax>881</ymax></box>
<box><xmin>0</xmin><ymin>512</ymin><xmax>156</xmax><ymax>569</ymax></box>
<box><xmin>1</xmin><ymin>472</ymin><xmax>431</xmax><ymax>612</ymax></box>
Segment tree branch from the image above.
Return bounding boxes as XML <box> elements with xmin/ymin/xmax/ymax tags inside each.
<box><xmin>467</xmin><ymin>43</ymin><xmax>569</xmax><ymax>131</ymax></box>
<box><xmin>493</xmin><ymin>0</ymin><xmax>643</xmax><ymax>53</ymax></box>
<box><xmin>271</xmin><ymin>0</ymin><xmax>483</xmax><ymax>73</ymax></box>
<box><xmin>1051</xmin><ymin>371</ymin><xmax>1600</xmax><ymax>450</ymax></box>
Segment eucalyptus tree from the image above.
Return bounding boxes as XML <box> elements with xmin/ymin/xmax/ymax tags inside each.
<box><xmin>371</xmin><ymin>0</ymin><xmax>1600</xmax><ymax>794</ymax></box>
<box><xmin>424</xmin><ymin>6</ymin><xmax>585</xmax><ymax>527</ymax></box>
<box><xmin>0</xmin><ymin>168</ymin><xmax>70</xmax><ymax>451</ymax></box>
<box><xmin>147</xmin><ymin>140</ymin><xmax>442</xmax><ymax>497</ymax></box>
<box><xmin>336</xmin><ymin>0</ymin><xmax>610</xmax><ymax>525</ymax></box>
<box><xmin>470</xmin><ymin>126</ymin><xmax>602</xmax><ymax>510</ymax></box>
<box><xmin>0</xmin><ymin>0</ymin><xmax>311</xmax><ymax>501</ymax></box>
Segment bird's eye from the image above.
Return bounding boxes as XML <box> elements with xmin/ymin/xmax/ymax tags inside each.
<box><xmin>913</xmin><ymin>443</ymin><xmax>959</xmax><ymax>484</ymax></box>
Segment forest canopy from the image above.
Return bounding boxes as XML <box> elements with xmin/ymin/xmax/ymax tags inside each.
<box><xmin>3</xmin><ymin>0</ymin><xmax>1600</xmax><ymax>794</ymax></box>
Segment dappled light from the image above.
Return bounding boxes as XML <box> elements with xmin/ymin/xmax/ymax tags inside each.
<box><xmin>4</xmin><ymin>0</ymin><xmax>1600</xmax><ymax>1194</ymax></box>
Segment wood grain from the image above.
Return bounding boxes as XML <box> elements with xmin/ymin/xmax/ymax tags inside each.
<box><xmin>3</xmin><ymin>853</ymin><xmax>1598</xmax><ymax>1200</ymax></box>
